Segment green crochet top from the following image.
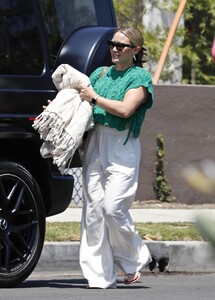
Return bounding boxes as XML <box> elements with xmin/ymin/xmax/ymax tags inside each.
<box><xmin>90</xmin><ymin>65</ymin><xmax>153</xmax><ymax>143</ymax></box>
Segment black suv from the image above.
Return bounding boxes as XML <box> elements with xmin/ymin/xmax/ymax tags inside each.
<box><xmin>0</xmin><ymin>0</ymin><xmax>116</xmax><ymax>287</ymax></box>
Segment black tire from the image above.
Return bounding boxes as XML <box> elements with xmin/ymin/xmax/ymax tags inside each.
<box><xmin>0</xmin><ymin>161</ymin><xmax>45</xmax><ymax>288</ymax></box>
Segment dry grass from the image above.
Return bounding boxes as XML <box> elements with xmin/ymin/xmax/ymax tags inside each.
<box><xmin>45</xmin><ymin>221</ymin><xmax>203</xmax><ymax>242</ymax></box>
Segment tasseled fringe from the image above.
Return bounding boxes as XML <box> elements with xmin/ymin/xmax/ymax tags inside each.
<box><xmin>33</xmin><ymin>111</ymin><xmax>81</xmax><ymax>175</ymax></box>
<box><xmin>33</xmin><ymin>111</ymin><xmax>66</xmax><ymax>142</ymax></box>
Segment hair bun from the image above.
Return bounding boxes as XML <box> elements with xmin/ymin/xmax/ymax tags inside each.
<box><xmin>134</xmin><ymin>46</ymin><xmax>149</xmax><ymax>66</ymax></box>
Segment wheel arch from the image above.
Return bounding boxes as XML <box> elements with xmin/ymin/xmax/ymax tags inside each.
<box><xmin>0</xmin><ymin>132</ymin><xmax>52</xmax><ymax>215</ymax></box>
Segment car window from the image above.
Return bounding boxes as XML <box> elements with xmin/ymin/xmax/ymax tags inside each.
<box><xmin>40</xmin><ymin>0</ymin><xmax>97</xmax><ymax>63</ymax></box>
<box><xmin>0</xmin><ymin>0</ymin><xmax>44</xmax><ymax>75</ymax></box>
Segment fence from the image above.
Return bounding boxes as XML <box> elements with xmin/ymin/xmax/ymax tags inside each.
<box><xmin>70</xmin><ymin>167</ymin><xmax>83</xmax><ymax>206</ymax></box>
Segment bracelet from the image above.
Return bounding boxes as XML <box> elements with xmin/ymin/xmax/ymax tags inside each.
<box><xmin>94</xmin><ymin>94</ymin><xmax>100</xmax><ymax>100</ymax></box>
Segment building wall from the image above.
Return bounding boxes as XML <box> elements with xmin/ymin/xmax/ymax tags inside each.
<box><xmin>136</xmin><ymin>84</ymin><xmax>215</xmax><ymax>204</ymax></box>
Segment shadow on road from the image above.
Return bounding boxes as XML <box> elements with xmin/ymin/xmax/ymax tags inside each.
<box><xmin>20</xmin><ymin>277</ymin><xmax>151</xmax><ymax>290</ymax></box>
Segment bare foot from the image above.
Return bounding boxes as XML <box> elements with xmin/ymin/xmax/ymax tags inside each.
<box><xmin>124</xmin><ymin>272</ymin><xmax>141</xmax><ymax>284</ymax></box>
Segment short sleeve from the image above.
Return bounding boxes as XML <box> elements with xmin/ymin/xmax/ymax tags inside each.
<box><xmin>127</xmin><ymin>68</ymin><xmax>153</xmax><ymax>109</ymax></box>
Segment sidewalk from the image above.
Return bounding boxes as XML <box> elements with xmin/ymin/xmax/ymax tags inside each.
<box><xmin>46</xmin><ymin>207</ymin><xmax>215</xmax><ymax>223</ymax></box>
<box><xmin>35</xmin><ymin>207</ymin><xmax>215</xmax><ymax>274</ymax></box>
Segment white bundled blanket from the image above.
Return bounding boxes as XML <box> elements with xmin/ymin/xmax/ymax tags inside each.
<box><xmin>32</xmin><ymin>64</ymin><xmax>93</xmax><ymax>175</ymax></box>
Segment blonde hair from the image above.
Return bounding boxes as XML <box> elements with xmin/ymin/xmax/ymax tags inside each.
<box><xmin>114</xmin><ymin>27</ymin><xmax>149</xmax><ymax>66</ymax></box>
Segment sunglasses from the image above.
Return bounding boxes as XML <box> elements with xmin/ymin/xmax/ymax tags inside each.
<box><xmin>107</xmin><ymin>40</ymin><xmax>136</xmax><ymax>51</ymax></box>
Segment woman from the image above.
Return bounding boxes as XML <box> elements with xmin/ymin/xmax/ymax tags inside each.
<box><xmin>79</xmin><ymin>27</ymin><xmax>153</xmax><ymax>289</ymax></box>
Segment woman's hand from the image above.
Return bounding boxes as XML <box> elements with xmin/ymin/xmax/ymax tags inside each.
<box><xmin>79</xmin><ymin>85</ymin><xmax>97</xmax><ymax>103</ymax></box>
<box><xmin>42</xmin><ymin>99</ymin><xmax>52</xmax><ymax>110</ymax></box>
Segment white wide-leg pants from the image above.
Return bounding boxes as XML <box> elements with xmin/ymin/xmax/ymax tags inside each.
<box><xmin>79</xmin><ymin>125</ymin><xmax>151</xmax><ymax>288</ymax></box>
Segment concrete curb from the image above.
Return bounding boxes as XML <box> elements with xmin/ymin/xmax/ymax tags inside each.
<box><xmin>35</xmin><ymin>241</ymin><xmax>215</xmax><ymax>274</ymax></box>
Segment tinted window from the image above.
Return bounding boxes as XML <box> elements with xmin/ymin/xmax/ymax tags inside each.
<box><xmin>0</xmin><ymin>0</ymin><xmax>44</xmax><ymax>75</ymax></box>
<box><xmin>40</xmin><ymin>0</ymin><xmax>97</xmax><ymax>62</ymax></box>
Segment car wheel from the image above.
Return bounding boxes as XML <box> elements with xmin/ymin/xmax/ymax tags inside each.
<box><xmin>0</xmin><ymin>161</ymin><xmax>45</xmax><ymax>287</ymax></box>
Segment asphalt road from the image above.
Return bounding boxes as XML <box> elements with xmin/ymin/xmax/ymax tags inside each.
<box><xmin>1</xmin><ymin>272</ymin><xmax>215</xmax><ymax>300</ymax></box>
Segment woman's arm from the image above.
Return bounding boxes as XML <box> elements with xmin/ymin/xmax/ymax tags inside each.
<box><xmin>79</xmin><ymin>85</ymin><xmax>149</xmax><ymax>118</ymax></box>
